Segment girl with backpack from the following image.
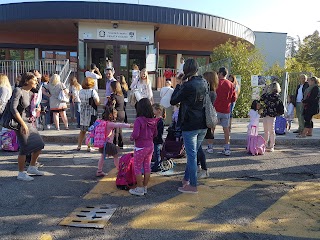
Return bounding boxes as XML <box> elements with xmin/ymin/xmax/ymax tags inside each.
<box><xmin>129</xmin><ymin>98</ymin><xmax>159</xmax><ymax>196</ymax></box>
<box><xmin>96</xmin><ymin>106</ymin><xmax>133</xmax><ymax>177</ymax></box>
<box><xmin>247</xmin><ymin>100</ymin><xmax>261</xmax><ymax>135</ymax></box>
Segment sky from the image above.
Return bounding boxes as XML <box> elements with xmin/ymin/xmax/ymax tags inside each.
<box><xmin>1</xmin><ymin>0</ymin><xmax>320</xmax><ymax>40</ymax></box>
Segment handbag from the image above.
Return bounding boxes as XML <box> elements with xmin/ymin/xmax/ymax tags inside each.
<box><xmin>58</xmin><ymin>84</ymin><xmax>69</xmax><ymax>102</ymax></box>
<box><xmin>89</xmin><ymin>90</ymin><xmax>98</xmax><ymax>111</ymax></box>
<box><xmin>205</xmin><ymin>90</ymin><xmax>218</xmax><ymax>128</ymax></box>
<box><xmin>0</xmin><ymin>102</ymin><xmax>20</xmax><ymax>131</ymax></box>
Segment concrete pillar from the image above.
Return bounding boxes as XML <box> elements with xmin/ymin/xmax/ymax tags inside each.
<box><xmin>35</xmin><ymin>48</ymin><xmax>39</xmax><ymax>70</ymax></box>
<box><xmin>176</xmin><ymin>53</ymin><xmax>182</xmax><ymax>71</ymax></box>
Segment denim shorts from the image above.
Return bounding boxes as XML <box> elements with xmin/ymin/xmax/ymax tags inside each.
<box><xmin>217</xmin><ymin>112</ymin><xmax>230</xmax><ymax>128</ymax></box>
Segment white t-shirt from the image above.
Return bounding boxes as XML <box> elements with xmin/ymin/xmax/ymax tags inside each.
<box><xmin>85</xmin><ymin>71</ymin><xmax>100</xmax><ymax>91</ymax></box>
<box><xmin>286</xmin><ymin>103</ymin><xmax>294</xmax><ymax>120</ymax></box>
<box><xmin>160</xmin><ymin>86</ymin><xmax>174</xmax><ymax>108</ymax></box>
<box><xmin>296</xmin><ymin>84</ymin><xmax>304</xmax><ymax>103</ymax></box>
<box><xmin>248</xmin><ymin>109</ymin><xmax>260</xmax><ymax>129</ymax></box>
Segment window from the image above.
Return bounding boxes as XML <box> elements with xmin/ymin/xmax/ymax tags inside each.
<box><xmin>9</xmin><ymin>50</ymin><xmax>21</xmax><ymax>60</ymax></box>
<box><xmin>23</xmin><ymin>50</ymin><xmax>35</xmax><ymax>61</ymax></box>
<box><xmin>0</xmin><ymin>49</ymin><xmax>5</xmax><ymax>60</ymax></box>
<box><xmin>42</xmin><ymin>51</ymin><xmax>54</xmax><ymax>59</ymax></box>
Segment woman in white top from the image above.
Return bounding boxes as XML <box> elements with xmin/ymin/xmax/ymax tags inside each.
<box><xmin>136</xmin><ymin>68</ymin><xmax>153</xmax><ymax>103</ymax></box>
<box><xmin>76</xmin><ymin>77</ymin><xmax>100</xmax><ymax>152</ymax></box>
<box><xmin>0</xmin><ymin>74</ymin><xmax>12</xmax><ymax>115</ymax></box>
<box><xmin>47</xmin><ymin>74</ymin><xmax>69</xmax><ymax>131</ymax></box>
<box><xmin>69</xmin><ymin>77</ymin><xmax>82</xmax><ymax>128</ymax></box>
<box><xmin>160</xmin><ymin>80</ymin><xmax>174</xmax><ymax>125</ymax></box>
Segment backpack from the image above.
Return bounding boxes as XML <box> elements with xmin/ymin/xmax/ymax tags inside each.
<box><xmin>275</xmin><ymin>116</ymin><xmax>286</xmax><ymax>135</ymax></box>
<box><xmin>116</xmin><ymin>153</ymin><xmax>136</xmax><ymax>190</ymax></box>
<box><xmin>85</xmin><ymin>120</ymin><xmax>108</xmax><ymax>148</ymax></box>
<box><xmin>247</xmin><ymin>127</ymin><xmax>266</xmax><ymax>156</ymax></box>
<box><xmin>1</xmin><ymin>130</ymin><xmax>19</xmax><ymax>152</ymax></box>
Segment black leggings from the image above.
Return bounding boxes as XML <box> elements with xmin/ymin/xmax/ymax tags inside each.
<box><xmin>304</xmin><ymin>113</ymin><xmax>314</xmax><ymax>128</ymax></box>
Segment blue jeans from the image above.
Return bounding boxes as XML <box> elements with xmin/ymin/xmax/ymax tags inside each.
<box><xmin>152</xmin><ymin>143</ymin><xmax>162</xmax><ymax>169</ymax></box>
<box><xmin>74</xmin><ymin>102</ymin><xmax>81</xmax><ymax>127</ymax></box>
<box><xmin>182</xmin><ymin>128</ymin><xmax>207</xmax><ymax>187</ymax></box>
<box><xmin>197</xmin><ymin>145</ymin><xmax>207</xmax><ymax>170</ymax></box>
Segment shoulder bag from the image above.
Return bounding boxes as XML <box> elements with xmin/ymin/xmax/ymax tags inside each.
<box><xmin>58</xmin><ymin>84</ymin><xmax>69</xmax><ymax>102</ymax></box>
<box><xmin>89</xmin><ymin>89</ymin><xmax>98</xmax><ymax>111</ymax></box>
<box><xmin>0</xmin><ymin>101</ymin><xmax>20</xmax><ymax>131</ymax></box>
<box><xmin>204</xmin><ymin>85</ymin><xmax>218</xmax><ymax>128</ymax></box>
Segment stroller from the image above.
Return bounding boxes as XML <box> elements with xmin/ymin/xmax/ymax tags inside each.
<box><xmin>159</xmin><ymin>122</ymin><xmax>186</xmax><ymax>171</ymax></box>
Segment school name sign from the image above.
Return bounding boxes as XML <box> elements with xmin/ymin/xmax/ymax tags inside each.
<box><xmin>97</xmin><ymin>29</ymin><xmax>136</xmax><ymax>41</ymax></box>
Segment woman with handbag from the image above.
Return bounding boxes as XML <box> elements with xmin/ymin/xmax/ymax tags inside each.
<box><xmin>10</xmin><ymin>72</ymin><xmax>45</xmax><ymax>181</ymax></box>
<box><xmin>47</xmin><ymin>74</ymin><xmax>69</xmax><ymax>131</ymax></box>
<box><xmin>76</xmin><ymin>77</ymin><xmax>100</xmax><ymax>152</ymax></box>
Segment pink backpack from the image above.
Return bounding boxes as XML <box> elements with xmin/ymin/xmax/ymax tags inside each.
<box><xmin>247</xmin><ymin>126</ymin><xmax>266</xmax><ymax>156</ymax></box>
<box><xmin>1</xmin><ymin>130</ymin><xmax>19</xmax><ymax>152</ymax></box>
<box><xmin>85</xmin><ymin>120</ymin><xmax>108</xmax><ymax>148</ymax></box>
<box><xmin>116</xmin><ymin>153</ymin><xmax>136</xmax><ymax>190</ymax></box>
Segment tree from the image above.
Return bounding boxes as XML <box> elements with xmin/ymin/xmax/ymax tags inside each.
<box><xmin>211</xmin><ymin>39</ymin><xmax>265</xmax><ymax>118</ymax></box>
<box><xmin>286</xmin><ymin>35</ymin><xmax>300</xmax><ymax>58</ymax></box>
<box><xmin>295</xmin><ymin>30</ymin><xmax>320</xmax><ymax>76</ymax></box>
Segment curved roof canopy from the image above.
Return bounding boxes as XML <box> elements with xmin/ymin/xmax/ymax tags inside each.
<box><xmin>0</xmin><ymin>1</ymin><xmax>255</xmax><ymax>45</ymax></box>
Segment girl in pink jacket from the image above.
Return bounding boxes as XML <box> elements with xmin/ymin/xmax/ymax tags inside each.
<box><xmin>96</xmin><ymin>106</ymin><xmax>133</xmax><ymax>177</ymax></box>
<box><xmin>129</xmin><ymin>98</ymin><xmax>159</xmax><ymax>196</ymax></box>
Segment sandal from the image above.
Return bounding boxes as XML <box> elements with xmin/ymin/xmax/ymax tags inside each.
<box><xmin>76</xmin><ymin>147</ymin><xmax>81</xmax><ymax>151</ymax></box>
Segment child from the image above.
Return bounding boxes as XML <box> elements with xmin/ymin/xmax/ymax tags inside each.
<box><xmin>96</xmin><ymin>106</ymin><xmax>133</xmax><ymax>177</ymax></box>
<box><xmin>285</xmin><ymin>95</ymin><xmax>295</xmax><ymax>132</ymax></box>
<box><xmin>248</xmin><ymin>100</ymin><xmax>261</xmax><ymax>135</ymax></box>
<box><xmin>129</xmin><ymin>98</ymin><xmax>159</xmax><ymax>196</ymax></box>
<box><xmin>151</xmin><ymin>103</ymin><xmax>165</xmax><ymax>172</ymax></box>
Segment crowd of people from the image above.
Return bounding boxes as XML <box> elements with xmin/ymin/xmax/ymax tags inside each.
<box><xmin>0</xmin><ymin>60</ymin><xmax>319</xmax><ymax>195</ymax></box>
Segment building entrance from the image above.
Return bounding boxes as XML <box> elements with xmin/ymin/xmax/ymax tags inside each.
<box><xmin>86</xmin><ymin>41</ymin><xmax>147</xmax><ymax>88</ymax></box>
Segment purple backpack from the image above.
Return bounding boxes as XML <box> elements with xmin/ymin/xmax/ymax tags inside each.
<box><xmin>247</xmin><ymin>126</ymin><xmax>266</xmax><ymax>156</ymax></box>
<box><xmin>1</xmin><ymin>130</ymin><xmax>19</xmax><ymax>152</ymax></box>
<box><xmin>116</xmin><ymin>153</ymin><xmax>136</xmax><ymax>190</ymax></box>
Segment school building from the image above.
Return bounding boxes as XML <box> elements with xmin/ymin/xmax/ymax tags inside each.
<box><xmin>0</xmin><ymin>1</ymin><xmax>256</xmax><ymax>88</ymax></box>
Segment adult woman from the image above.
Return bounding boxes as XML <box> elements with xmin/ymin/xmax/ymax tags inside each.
<box><xmin>130</xmin><ymin>64</ymin><xmax>140</xmax><ymax>89</ymax></box>
<box><xmin>0</xmin><ymin>74</ymin><xmax>12</xmax><ymax>115</ymax></box>
<box><xmin>160</xmin><ymin>80</ymin><xmax>174</xmax><ymax>125</ymax></box>
<box><xmin>133</xmin><ymin>68</ymin><xmax>153</xmax><ymax>104</ymax></box>
<box><xmin>47</xmin><ymin>74</ymin><xmax>69</xmax><ymax>130</ymax></box>
<box><xmin>10</xmin><ymin>72</ymin><xmax>45</xmax><ymax>181</ymax></box>
<box><xmin>76</xmin><ymin>77</ymin><xmax>100</xmax><ymax>152</ymax></box>
<box><xmin>69</xmin><ymin>77</ymin><xmax>82</xmax><ymax>128</ymax></box>
<box><xmin>203</xmin><ymin>71</ymin><xmax>219</xmax><ymax>154</ymax></box>
<box><xmin>170</xmin><ymin>59</ymin><xmax>207</xmax><ymax>193</ymax></box>
<box><xmin>197</xmin><ymin>71</ymin><xmax>218</xmax><ymax>179</ymax></box>
<box><xmin>40</xmin><ymin>74</ymin><xmax>51</xmax><ymax>129</ymax></box>
<box><xmin>260</xmin><ymin>81</ymin><xmax>282</xmax><ymax>152</ymax></box>
<box><xmin>118</xmin><ymin>75</ymin><xmax>129</xmax><ymax>123</ymax></box>
<box><xmin>227</xmin><ymin>74</ymin><xmax>240</xmax><ymax>132</ymax></box>
<box><xmin>110</xmin><ymin>81</ymin><xmax>125</xmax><ymax>148</ymax></box>
<box><xmin>298</xmin><ymin>77</ymin><xmax>319</xmax><ymax>138</ymax></box>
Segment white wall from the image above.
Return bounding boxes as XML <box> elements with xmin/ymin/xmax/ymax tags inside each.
<box><xmin>254</xmin><ymin>31</ymin><xmax>287</xmax><ymax>68</ymax></box>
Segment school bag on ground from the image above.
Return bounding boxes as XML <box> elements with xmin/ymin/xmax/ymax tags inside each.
<box><xmin>275</xmin><ymin>116</ymin><xmax>286</xmax><ymax>135</ymax></box>
<box><xmin>247</xmin><ymin>126</ymin><xmax>266</xmax><ymax>156</ymax></box>
<box><xmin>116</xmin><ymin>152</ymin><xmax>136</xmax><ymax>190</ymax></box>
<box><xmin>1</xmin><ymin>130</ymin><xmax>19</xmax><ymax>152</ymax></box>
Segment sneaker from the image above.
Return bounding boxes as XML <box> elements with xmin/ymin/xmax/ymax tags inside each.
<box><xmin>46</xmin><ymin>124</ymin><xmax>51</xmax><ymax>130</ymax></box>
<box><xmin>96</xmin><ymin>171</ymin><xmax>107</xmax><ymax>177</ymax></box>
<box><xmin>206</xmin><ymin>147</ymin><xmax>214</xmax><ymax>154</ymax></box>
<box><xmin>266</xmin><ymin>148</ymin><xmax>274</xmax><ymax>152</ymax></box>
<box><xmin>144</xmin><ymin>186</ymin><xmax>147</xmax><ymax>194</ymax></box>
<box><xmin>198</xmin><ymin>169</ymin><xmax>209</xmax><ymax>179</ymax></box>
<box><xmin>222</xmin><ymin>148</ymin><xmax>231</xmax><ymax>156</ymax></box>
<box><xmin>27</xmin><ymin>166</ymin><xmax>44</xmax><ymax>176</ymax></box>
<box><xmin>197</xmin><ymin>165</ymin><xmax>201</xmax><ymax>173</ymax></box>
<box><xmin>182</xmin><ymin>179</ymin><xmax>190</xmax><ymax>187</ymax></box>
<box><xmin>87</xmin><ymin>147</ymin><xmax>92</xmax><ymax>152</ymax></box>
<box><xmin>178</xmin><ymin>185</ymin><xmax>198</xmax><ymax>194</ymax></box>
<box><xmin>129</xmin><ymin>187</ymin><xmax>145</xmax><ymax>196</ymax></box>
<box><xmin>17</xmin><ymin>172</ymin><xmax>34</xmax><ymax>181</ymax></box>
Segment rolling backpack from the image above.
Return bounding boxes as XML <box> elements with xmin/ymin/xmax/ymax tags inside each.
<box><xmin>275</xmin><ymin>116</ymin><xmax>286</xmax><ymax>135</ymax></box>
<box><xmin>247</xmin><ymin>126</ymin><xmax>266</xmax><ymax>156</ymax></box>
<box><xmin>1</xmin><ymin>130</ymin><xmax>19</xmax><ymax>152</ymax></box>
<box><xmin>116</xmin><ymin>152</ymin><xmax>136</xmax><ymax>190</ymax></box>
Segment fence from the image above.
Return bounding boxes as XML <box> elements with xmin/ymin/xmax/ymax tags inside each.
<box><xmin>0</xmin><ymin>59</ymin><xmax>70</xmax><ymax>85</ymax></box>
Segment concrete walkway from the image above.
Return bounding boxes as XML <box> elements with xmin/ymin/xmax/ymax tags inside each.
<box><xmin>39</xmin><ymin>118</ymin><xmax>320</xmax><ymax>147</ymax></box>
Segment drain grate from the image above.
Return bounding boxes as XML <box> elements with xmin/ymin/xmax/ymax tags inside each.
<box><xmin>59</xmin><ymin>204</ymin><xmax>118</xmax><ymax>228</ymax></box>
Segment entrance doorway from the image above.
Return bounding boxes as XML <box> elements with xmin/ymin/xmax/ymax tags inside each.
<box><xmin>86</xmin><ymin>41</ymin><xmax>147</xmax><ymax>88</ymax></box>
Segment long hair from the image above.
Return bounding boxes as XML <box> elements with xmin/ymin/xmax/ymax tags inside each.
<box><xmin>182</xmin><ymin>59</ymin><xmax>198</xmax><ymax>81</ymax></box>
<box><xmin>102</xmin><ymin>105</ymin><xmax>116</xmax><ymax>121</ymax></box>
<box><xmin>267</xmin><ymin>81</ymin><xmax>281</xmax><ymax>94</ymax></box>
<box><xmin>203</xmin><ymin>71</ymin><xmax>218</xmax><ymax>92</ymax></box>
<box><xmin>288</xmin><ymin>94</ymin><xmax>296</xmax><ymax>107</ymax></box>
<box><xmin>119</xmin><ymin>75</ymin><xmax>128</xmax><ymax>92</ymax></box>
<box><xmin>140</xmin><ymin>68</ymin><xmax>149</xmax><ymax>84</ymax></box>
<box><xmin>136</xmin><ymin>98</ymin><xmax>154</xmax><ymax>118</ymax></box>
<box><xmin>110</xmin><ymin>81</ymin><xmax>123</xmax><ymax>96</ymax></box>
<box><xmin>228</xmin><ymin>74</ymin><xmax>238</xmax><ymax>87</ymax></box>
<box><xmin>0</xmin><ymin>74</ymin><xmax>12</xmax><ymax>94</ymax></box>
<box><xmin>41</xmin><ymin>74</ymin><xmax>50</xmax><ymax>83</ymax></box>
<box><xmin>152</xmin><ymin>103</ymin><xmax>166</xmax><ymax>119</ymax></box>
<box><xmin>50</xmin><ymin>74</ymin><xmax>61</xmax><ymax>86</ymax></box>
<box><xmin>250</xmin><ymin>100</ymin><xmax>260</xmax><ymax>111</ymax></box>
<box><xmin>70</xmin><ymin>77</ymin><xmax>81</xmax><ymax>91</ymax></box>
